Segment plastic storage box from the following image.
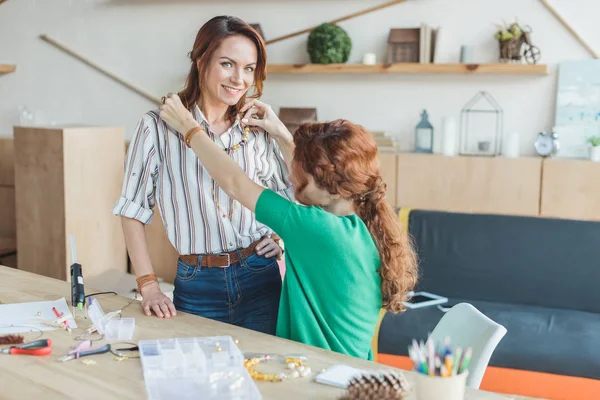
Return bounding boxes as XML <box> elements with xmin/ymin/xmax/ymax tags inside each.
<box><xmin>87</xmin><ymin>297</ymin><xmax>135</xmax><ymax>341</ymax></box>
<box><xmin>139</xmin><ymin>336</ymin><xmax>261</xmax><ymax>400</ymax></box>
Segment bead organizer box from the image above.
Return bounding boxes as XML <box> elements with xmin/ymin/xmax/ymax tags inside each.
<box><xmin>139</xmin><ymin>336</ymin><xmax>261</xmax><ymax>400</ymax></box>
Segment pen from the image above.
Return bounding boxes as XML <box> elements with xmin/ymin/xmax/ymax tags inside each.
<box><xmin>52</xmin><ymin>307</ymin><xmax>71</xmax><ymax>332</ymax></box>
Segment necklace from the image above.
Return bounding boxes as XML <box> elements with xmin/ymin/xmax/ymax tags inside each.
<box><xmin>222</xmin><ymin>124</ymin><xmax>249</xmax><ymax>153</ymax></box>
<box><xmin>212</xmin><ymin>124</ymin><xmax>250</xmax><ymax>218</ymax></box>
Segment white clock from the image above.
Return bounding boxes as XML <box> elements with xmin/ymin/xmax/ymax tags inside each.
<box><xmin>534</xmin><ymin>131</ymin><xmax>559</xmax><ymax>157</ymax></box>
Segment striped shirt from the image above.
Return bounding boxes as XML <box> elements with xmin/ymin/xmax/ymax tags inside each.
<box><xmin>112</xmin><ymin>105</ymin><xmax>294</xmax><ymax>255</ymax></box>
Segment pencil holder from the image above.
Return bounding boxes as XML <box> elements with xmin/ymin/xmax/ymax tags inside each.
<box><xmin>414</xmin><ymin>370</ymin><xmax>468</xmax><ymax>400</ymax></box>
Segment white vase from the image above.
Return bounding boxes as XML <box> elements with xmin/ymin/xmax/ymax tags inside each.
<box><xmin>441</xmin><ymin>116</ymin><xmax>457</xmax><ymax>156</ymax></box>
<box><xmin>503</xmin><ymin>132</ymin><xmax>520</xmax><ymax>158</ymax></box>
<box><xmin>590</xmin><ymin>146</ymin><xmax>600</xmax><ymax>162</ymax></box>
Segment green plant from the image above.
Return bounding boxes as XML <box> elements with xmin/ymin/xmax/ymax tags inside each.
<box><xmin>587</xmin><ymin>135</ymin><xmax>600</xmax><ymax>147</ymax></box>
<box><xmin>494</xmin><ymin>21</ymin><xmax>523</xmax><ymax>41</ymax></box>
<box><xmin>307</xmin><ymin>23</ymin><xmax>352</xmax><ymax>64</ymax></box>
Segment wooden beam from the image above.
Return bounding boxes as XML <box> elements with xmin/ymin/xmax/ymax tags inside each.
<box><xmin>40</xmin><ymin>34</ymin><xmax>161</xmax><ymax>104</ymax></box>
<box><xmin>265</xmin><ymin>0</ymin><xmax>406</xmax><ymax>45</ymax></box>
<box><xmin>540</xmin><ymin>0</ymin><xmax>599</xmax><ymax>58</ymax></box>
<box><xmin>0</xmin><ymin>64</ymin><xmax>16</xmax><ymax>74</ymax></box>
<box><xmin>267</xmin><ymin>63</ymin><xmax>550</xmax><ymax>75</ymax></box>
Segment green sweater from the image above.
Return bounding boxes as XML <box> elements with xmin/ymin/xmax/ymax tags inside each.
<box><xmin>256</xmin><ymin>189</ymin><xmax>382</xmax><ymax>360</ymax></box>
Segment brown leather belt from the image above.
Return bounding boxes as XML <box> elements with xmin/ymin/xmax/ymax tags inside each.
<box><xmin>179</xmin><ymin>235</ymin><xmax>280</xmax><ymax>268</ymax></box>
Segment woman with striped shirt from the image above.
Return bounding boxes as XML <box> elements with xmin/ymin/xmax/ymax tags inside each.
<box><xmin>113</xmin><ymin>16</ymin><xmax>292</xmax><ymax>335</ymax></box>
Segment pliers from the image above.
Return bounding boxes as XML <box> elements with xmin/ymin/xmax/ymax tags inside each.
<box><xmin>0</xmin><ymin>339</ymin><xmax>52</xmax><ymax>356</ymax></box>
<box><xmin>58</xmin><ymin>340</ymin><xmax>111</xmax><ymax>362</ymax></box>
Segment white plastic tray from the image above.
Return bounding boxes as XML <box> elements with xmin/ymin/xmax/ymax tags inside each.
<box><xmin>139</xmin><ymin>336</ymin><xmax>261</xmax><ymax>400</ymax></box>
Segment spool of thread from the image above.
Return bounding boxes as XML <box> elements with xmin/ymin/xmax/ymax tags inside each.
<box><xmin>441</xmin><ymin>116</ymin><xmax>457</xmax><ymax>156</ymax></box>
<box><xmin>362</xmin><ymin>53</ymin><xmax>377</xmax><ymax>65</ymax></box>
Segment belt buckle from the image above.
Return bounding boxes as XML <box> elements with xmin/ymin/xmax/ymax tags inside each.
<box><xmin>215</xmin><ymin>253</ymin><xmax>231</xmax><ymax>268</ymax></box>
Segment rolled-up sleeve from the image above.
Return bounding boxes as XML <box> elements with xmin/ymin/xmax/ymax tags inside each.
<box><xmin>267</xmin><ymin>139</ymin><xmax>295</xmax><ymax>202</ymax></box>
<box><xmin>112</xmin><ymin>116</ymin><xmax>159</xmax><ymax>224</ymax></box>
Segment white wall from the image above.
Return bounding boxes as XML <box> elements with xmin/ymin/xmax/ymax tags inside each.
<box><xmin>1</xmin><ymin>0</ymin><xmax>598</xmax><ymax>155</ymax></box>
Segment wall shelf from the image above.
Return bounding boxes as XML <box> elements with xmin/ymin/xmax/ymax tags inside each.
<box><xmin>267</xmin><ymin>63</ymin><xmax>549</xmax><ymax>75</ymax></box>
<box><xmin>0</xmin><ymin>65</ymin><xmax>16</xmax><ymax>74</ymax></box>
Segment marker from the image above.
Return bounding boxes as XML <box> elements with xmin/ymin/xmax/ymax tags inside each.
<box><xmin>453</xmin><ymin>347</ymin><xmax>463</xmax><ymax>376</ymax></box>
<box><xmin>445</xmin><ymin>354</ymin><xmax>453</xmax><ymax>377</ymax></box>
<box><xmin>459</xmin><ymin>347</ymin><xmax>473</xmax><ymax>374</ymax></box>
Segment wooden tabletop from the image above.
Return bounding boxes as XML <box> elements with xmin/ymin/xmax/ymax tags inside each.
<box><xmin>0</xmin><ymin>266</ymin><xmax>541</xmax><ymax>400</ymax></box>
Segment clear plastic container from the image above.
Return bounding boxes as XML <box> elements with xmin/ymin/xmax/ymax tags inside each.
<box><xmin>138</xmin><ymin>336</ymin><xmax>261</xmax><ymax>400</ymax></box>
<box><xmin>104</xmin><ymin>318</ymin><xmax>135</xmax><ymax>341</ymax></box>
<box><xmin>87</xmin><ymin>298</ymin><xmax>135</xmax><ymax>341</ymax></box>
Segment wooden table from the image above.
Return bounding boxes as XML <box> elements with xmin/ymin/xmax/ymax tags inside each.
<box><xmin>0</xmin><ymin>266</ymin><xmax>540</xmax><ymax>400</ymax></box>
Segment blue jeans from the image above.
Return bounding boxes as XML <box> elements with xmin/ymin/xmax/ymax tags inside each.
<box><xmin>172</xmin><ymin>251</ymin><xmax>282</xmax><ymax>335</ymax></box>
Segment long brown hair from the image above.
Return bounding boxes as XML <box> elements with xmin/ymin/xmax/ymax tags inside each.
<box><xmin>293</xmin><ymin>120</ymin><xmax>418</xmax><ymax>313</ymax></box>
<box><xmin>179</xmin><ymin>16</ymin><xmax>267</xmax><ymax>123</ymax></box>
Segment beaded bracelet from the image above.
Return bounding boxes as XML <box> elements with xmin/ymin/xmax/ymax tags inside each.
<box><xmin>244</xmin><ymin>354</ymin><xmax>312</xmax><ymax>382</ymax></box>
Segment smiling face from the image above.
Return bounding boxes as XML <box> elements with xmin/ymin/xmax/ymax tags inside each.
<box><xmin>201</xmin><ymin>35</ymin><xmax>257</xmax><ymax>107</ymax></box>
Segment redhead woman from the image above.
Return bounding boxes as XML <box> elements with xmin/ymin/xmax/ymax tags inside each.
<box><xmin>158</xmin><ymin>93</ymin><xmax>419</xmax><ymax>360</ymax></box>
<box><xmin>113</xmin><ymin>16</ymin><xmax>292</xmax><ymax>335</ymax></box>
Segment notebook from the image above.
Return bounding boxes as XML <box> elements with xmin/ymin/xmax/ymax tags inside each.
<box><xmin>314</xmin><ymin>364</ymin><xmax>367</xmax><ymax>388</ymax></box>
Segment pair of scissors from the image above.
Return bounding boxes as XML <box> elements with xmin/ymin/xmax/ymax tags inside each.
<box><xmin>58</xmin><ymin>340</ymin><xmax>111</xmax><ymax>362</ymax></box>
<box><xmin>0</xmin><ymin>339</ymin><xmax>52</xmax><ymax>356</ymax></box>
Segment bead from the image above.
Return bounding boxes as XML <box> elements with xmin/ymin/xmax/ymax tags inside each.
<box><xmin>36</xmin><ymin>312</ymin><xmax>41</xmax><ymax>316</ymax></box>
<box><xmin>244</xmin><ymin>354</ymin><xmax>309</xmax><ymax>383</ymax></box>
<box><xmin>234</xmin><ymin>339</ymin><xmax>239</xmax><ymax>344</ymax></box>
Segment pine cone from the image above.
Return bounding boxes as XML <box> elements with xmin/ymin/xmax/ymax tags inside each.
<box><xmin>339</xmin><ymin>371</ymin><xmax>409</xmax><ymax>400</ymax></box>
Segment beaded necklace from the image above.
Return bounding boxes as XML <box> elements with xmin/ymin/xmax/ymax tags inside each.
<box><xmin>211</xmin><ymin>121</ymin><xmax>250</xmax><ymax>219</ymax></box>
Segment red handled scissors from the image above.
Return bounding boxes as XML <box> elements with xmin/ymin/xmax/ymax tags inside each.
<box><xmin>0</xmin><ymin>339</ymin><xmax>52</xmax><ymax>356</ymax></box>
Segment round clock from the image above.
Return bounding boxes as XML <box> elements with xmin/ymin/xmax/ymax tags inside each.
<box><xmin>534</xmin><ymin>131</ymin><xmax>559</xmax><ymax>157</ymax></box>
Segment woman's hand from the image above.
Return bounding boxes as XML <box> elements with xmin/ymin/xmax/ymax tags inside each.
<box><xmin>140</xmin><ymin>283</ymin><xmax>177</xmax><ymax>318</ymax></box>
<box><xmin>255</xmin><ymin>235</ymin><xmax>283</xmax><ymax>259</ymax></box>
<box><xmin>159</xmin><ymin>93</ymin><xmax>199</xmax><ymax>135</ymax></box>
<box><xmin>240</xmin><ymin>99</ymin><xmax>291</xmax><ymax>141</ymax></box>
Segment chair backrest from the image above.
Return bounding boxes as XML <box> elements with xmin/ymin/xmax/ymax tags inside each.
<box><xmin>430</xmin><ymin>303</ymin><xmax>507</xmax><ymax>389</ymax></box>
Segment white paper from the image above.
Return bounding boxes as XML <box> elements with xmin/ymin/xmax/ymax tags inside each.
<box><xmin>0</xmin><ymin>297</ymin><xmax>78</xmax><ymax>334</ymax></box>
<box><xmin>314</xmin><ymin>364</ymin><xmax>367</xmax><ymax>388</ymax></box>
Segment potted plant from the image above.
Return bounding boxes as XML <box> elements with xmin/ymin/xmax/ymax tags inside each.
<box><xmin>587</xmin><ymin>135</ymin><xmax>600</xmax><ymax>162</ymax></box>
<box><xmin>307</xmin><ymin>23</ymin><xmax>352</xmax><ymax>64</ymax></box>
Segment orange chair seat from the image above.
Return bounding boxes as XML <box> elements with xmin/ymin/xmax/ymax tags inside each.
<box><xmin>377</xmin><ymin>353</ymin><xmax>600</xmax><ymax>400</ymax></box>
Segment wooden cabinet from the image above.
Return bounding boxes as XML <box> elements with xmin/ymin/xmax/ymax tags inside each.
<box><xmin>395</xmin><ymin>153</ymin><xmax>542</xmax><ymax>216</ymax></box>
<box><xmin>540</xmin><ymin>158</ymin><xmax>600</xmax><ymax>221</ymax></box>
<box><xmin>13</xmin><ymin>126</ymin><xmax>127</xmax><ymax>280</ymax></box>
<box><xmin>379</xmin><ymin>151</ymin><xmax>398</xmax><ymax>208</ymax></box>
<box><xmin>0</xmin><ymin>138</ymin><xmax>16</xmax><ymax>266</ymax></box>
